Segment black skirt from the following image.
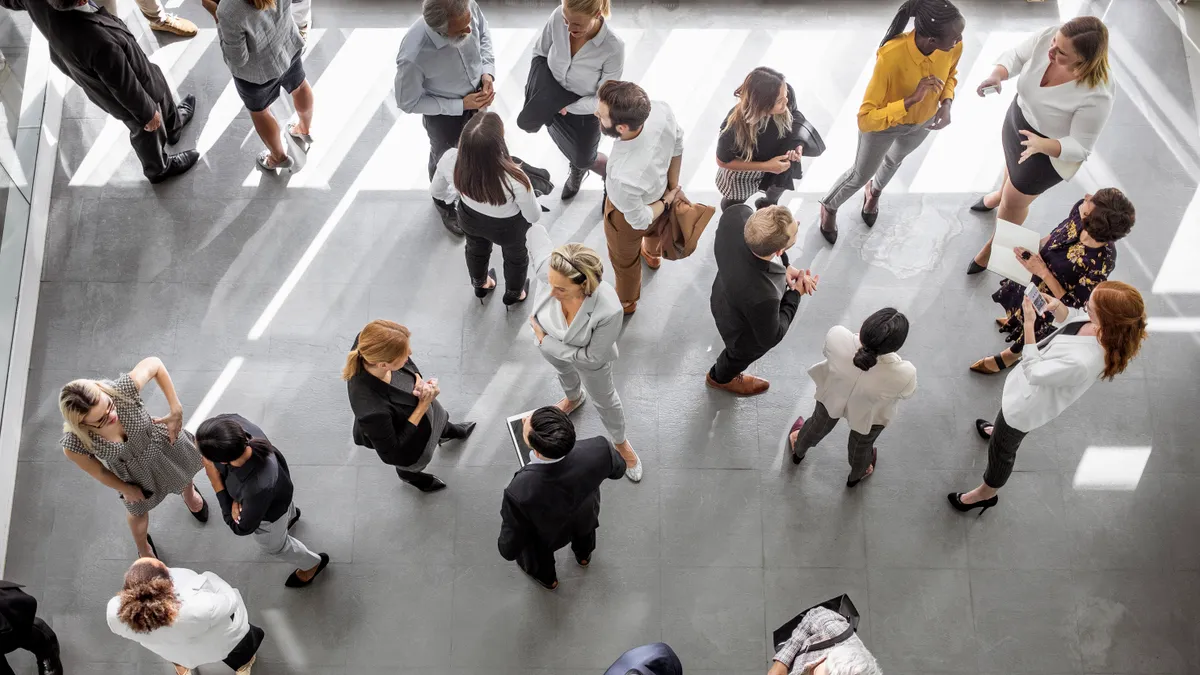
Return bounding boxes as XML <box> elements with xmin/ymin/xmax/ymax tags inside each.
<box><xmin>1003</xmin><ymin>98</ymin><xmax>1063</xmax><ymax>196</ymax></box>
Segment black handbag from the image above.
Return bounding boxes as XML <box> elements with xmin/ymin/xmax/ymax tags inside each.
<box><xmin>796</xmin><ymin>115</ymin><xmax>826</xmax><ymax>158</ymax></box>
<box><xmin>772</xmin><ymin>594</ymin><xmax>860</xmax><ymax>654</ymax></box>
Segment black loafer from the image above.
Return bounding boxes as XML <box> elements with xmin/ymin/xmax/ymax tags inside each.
<box><xmin>285</xmin><ymin>552</ymin><xmax>330</xmax><ymax>588</ymax></box>
<box><xmin>168</xmin><ymin>94</ymin><xmax>197</xmax><ymax>145</ymax></box>
<box><xmin>148</xmin><ymin>150</ymin><xmax>200</xmax><ymax>184</ymax></box>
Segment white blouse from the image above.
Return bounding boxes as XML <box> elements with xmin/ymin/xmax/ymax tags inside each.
<box><xmin>532</xmin><ymin>6</ymin><xmax>625</xmax><ymax>116</ymax></box>
<box><xmin>995</xmin><ymin>26</ymin><xmax>1115</xmax><ymax>179</ymax></box>
<box><xmin>106</xmin><ymin>568</ymin><xmax>250</xmax><ymax>670</ymax></box>
<box><xmin>431</xmin><ymin>148</ymin><xmax>543</xmax><ymax>224</ymax></box>
<box><xmin>1001</xmin><ymin>309</ymin><xmax>1106</xmax><ymax>432</ymax></box>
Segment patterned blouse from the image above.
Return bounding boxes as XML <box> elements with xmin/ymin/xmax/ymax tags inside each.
<box><xmin>993</xmin><ymin>199</ymin><xmax>1116</xmax><ymax>345</ymax></box>
<box><xmin>61</xmin><ymin>374</ymin><xmax>203</xmax><ymax>517</ymax></box>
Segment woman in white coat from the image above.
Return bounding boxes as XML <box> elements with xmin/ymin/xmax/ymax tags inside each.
<box><xmin>950</xmin><ymin>281</ymin><xmax>1147</xmax><ymax>513</ymax></box>
<box><xmin>788</xmin><ymin>308</ymin><xmax>917</xmax><ymax>487</ymax></box>
<box><xmin>527</xmin><ymin>224</ymin><xmax>642</xmax><ymax>481</ymax></box>
<box><xmin>106</xmin><ymin>558</ymin><xmax>263</xmax><ymax>675</ymax></box>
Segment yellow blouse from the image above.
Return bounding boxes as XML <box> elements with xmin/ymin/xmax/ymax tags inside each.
<box><xmin>857</xmin><ymin>31</ymin><xmax>962</xmax><ymax>133</ymax></box>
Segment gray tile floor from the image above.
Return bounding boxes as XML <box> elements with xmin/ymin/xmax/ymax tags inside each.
<box><xmin>6</xmin><ymin>1</ymin><xmax>1200</xmax><ymax>673</ymax></box>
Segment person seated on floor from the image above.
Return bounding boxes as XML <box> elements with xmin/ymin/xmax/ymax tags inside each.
<box><xmin>768</xmin><ymin>606</ymin><xmax>882</xmax><ymax>675</ymax></box>
<box><xmin>496</xmin><ymin>406</ymin><xmax>626</xmax><ymax>590</ymax></box>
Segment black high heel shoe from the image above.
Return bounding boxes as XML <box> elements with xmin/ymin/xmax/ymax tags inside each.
<box><xmin>475</xmin><ymin>268</ymin><xmax>497</xmax><ymax>304</ymax></box>
<box><xmin>145</xmin><ymin>533</ymin><xmax>159</xmax><ymax>560</ymax></box>
<box><xmin>503</xmin><ymin>278</ymin><xmax>530</xmax><ymax>310</ymax></box>
<box><xmin>970</xmin><ymin>195</ymin><xmax>996</xmax><ymax>212</ymax></box>
<box><xmin>947</xmin><ymin>492</ymin><xmax>999</xmax><ymax>514</ymax></box>
<box><xmin>974</xmin><ymin>418</ymin><xmax>994</xmax><ymax>441</ymax></box>
<box><xmin>966</xmin><ymin>258</ymin><xmax>987</xmax><ymax>275</ymax></box>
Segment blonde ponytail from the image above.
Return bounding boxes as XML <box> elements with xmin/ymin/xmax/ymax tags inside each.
<box><xmin>342</xmin><ymin>320</ymin><xmax>412</xmax><ymax>381</ymax></box>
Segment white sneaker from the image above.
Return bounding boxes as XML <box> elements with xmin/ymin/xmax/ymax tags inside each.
<box><xmin>625</xmin><ymin>456</ymin><xmax>642</xmax><ymax>483</ymax></box>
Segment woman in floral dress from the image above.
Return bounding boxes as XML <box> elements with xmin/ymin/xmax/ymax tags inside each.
<box><xmin>58</xmin><ymin>357</ymin><xmax>208</xmax><ymax>559</ymax></box>
<box><xmin>970</xmin><ymin>188</ymin><xmax>1135</xmax><ymax>373</ymax></box>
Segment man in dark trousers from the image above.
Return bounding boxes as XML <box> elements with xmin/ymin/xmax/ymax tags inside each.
<box><xmin>0</xmin><ymin>0</ymin><xmax>200</xmax><ymax>183</ymax></box>
<box><xmin>0</xmin><ymin>581</ymin><xmax>62</xmax><ymax>675</ymax></box>
<box><xmin>497</xmin><ymin>406</ymin><xmax>626</xmax><ymax>590</ymax></box>
<box><xmin>706</xmin><ymin>203</ymin><xmax>819</xmax><ymax>396</ymax></box>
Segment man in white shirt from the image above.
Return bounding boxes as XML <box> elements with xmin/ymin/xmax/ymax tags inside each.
<box><xmin>597</xmin><ymin>80</ymin><xmax>685</xmax><ymax>314</ymax></box>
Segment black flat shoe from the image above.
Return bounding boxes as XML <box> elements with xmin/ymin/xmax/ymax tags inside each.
<box><xmin>970</xmin><ymin>196</ymin><xmax>996</xmax><ymax>212</ymax></box>
<box><xmin>503</xmin><ymin>278</ymin><xmax>530</xmax><ymax>309</ymax></box>
<box><xmin>148</xmin><ymin>150</ymin><xmax>200</xmax><ymax>184</ymax></box>
<box><xmin>168</xmin><ymin>94</ymin><xmax>197</xmax><ymax>145</ymax></box>
<box><xmin>974</xmin><ymin>419</ymin><xmax>994</xmax><ymax>441</ymax></box>
<box><xmin>288</xmin><ymin>507</ymin><xmax>302</xmax><ymax>530</ymax></box>
<box><xmin>188</xmin><ymin>490</ymin><xmax>209</xmax><ymax>523</ymax></box>
<box><xmin>285</xmin><ymin>552</ymin><xmax>330</xmax><ymax>588</ymax></box>
<box><xmin>966</xmin><ymin>259</ymin><xmax>987</xmax><ymax>275</ymax></box>
<box><xmin>475</xmin><ymin>268</ymin><xmax>497</xmax><ymax>303</ymax></box>
<box><xmin>947</xmin><ymin>492</ymin><xmax>999</xmax><ymax>514</ymax></box>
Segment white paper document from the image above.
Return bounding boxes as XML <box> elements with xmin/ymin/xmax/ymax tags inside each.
<box><xmin>988</xmin><ymin>219</ymin><xmax>1041</xmax><ymax>284</ymax></box>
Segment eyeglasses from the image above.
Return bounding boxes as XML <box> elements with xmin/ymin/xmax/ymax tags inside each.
<box><xmin>83</xmin><ymin>398</ymin><xmax>114</xmax><ymax>429</ymax></box>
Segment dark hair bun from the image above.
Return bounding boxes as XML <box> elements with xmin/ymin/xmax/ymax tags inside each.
<box><xmin>853</xmin><ymin>348</ymin><xmax>879</xmax><ymax>371</ymax></box>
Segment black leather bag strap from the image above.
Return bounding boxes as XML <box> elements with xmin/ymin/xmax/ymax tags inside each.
<box><xmin>772</xmin><ymin>594</ymin><xmax>860</xmax><ymax>654</ymax></box>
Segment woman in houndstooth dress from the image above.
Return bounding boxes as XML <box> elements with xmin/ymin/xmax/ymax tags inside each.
<box><xmin>59</xmin><ymin>357</ymin><xmax>208</xmax><ymax>560</ymax></box>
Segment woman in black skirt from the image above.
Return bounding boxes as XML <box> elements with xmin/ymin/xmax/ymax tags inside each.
<box><xmin>431</xmin><ymin>112</ymin><xmax>542</xmax><ymax>306</ymax></box>
<box><xmin>714</xmin><ymin>67</ymin><xmax>815</xmax><ymax>211</ymax></box>
<box><xmin>966</xmin><ymin>16</ymin><xmax>1114</xmax><ymax>274</ymax></box>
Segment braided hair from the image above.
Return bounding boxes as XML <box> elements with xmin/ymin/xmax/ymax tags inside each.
<box><xmin>880</xmin><ymin>0</ymin><xmax>964</xmax><ymax>48</ymax></box>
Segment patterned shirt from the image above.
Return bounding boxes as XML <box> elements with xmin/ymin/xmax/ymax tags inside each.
<box><xmin>773</xmin><ymin>607</ymin><xmax>874</xmax><ymax>674</ymax></box>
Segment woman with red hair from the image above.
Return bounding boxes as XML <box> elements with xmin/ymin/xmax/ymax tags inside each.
<box><xmin>949</xmin><ymin>280</ymin><xmax>1148</xmax><ymax>513</ymax></box>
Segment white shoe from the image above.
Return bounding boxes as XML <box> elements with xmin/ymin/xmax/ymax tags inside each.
<box><xmin>625</xmin><ymin>456</ymin><xmax>642</xmax><ymax>483</ymax></box>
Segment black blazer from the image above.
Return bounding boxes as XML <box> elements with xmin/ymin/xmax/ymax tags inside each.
<box><xmin>497</xmin><ymin>436</ymin><xmax>625</xmax><ymax>561</ymax></box>
<box><xmin>346</xmin><ymin>353</ymin><xmax>432</xmax><ymax>469</ymax></box>
<box><xmin>517</xmin><ymin>55</ymin><xmax>581</xmax><ymax>133</ymax></box>
<box><xmin>0</xmin><ymin>0</ymin><xmax>170</xmax><ymax>126</ymax></box>
<box><xmin>709</xmin><ymin>204</ymin><xmax>801</xmax><ymax>352</ymax></box>
<box><xmin>0</xmin><ymin>581</ymin><xmax>37</xmax><ymax>654</ymax></box>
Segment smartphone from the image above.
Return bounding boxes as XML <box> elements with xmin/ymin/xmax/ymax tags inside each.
<box><xmin>1024</xmin><ymin>283</ymin><xmax>1047</xmax><ymax>313</ymax></box>
<box><xmin>980</xmin><ymin>84</ymin><xmax>1000</xmax><ymax>96</ymax></box>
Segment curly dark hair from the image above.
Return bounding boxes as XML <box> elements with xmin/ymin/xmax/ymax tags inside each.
<box><xmin>116</xmin><ymin>559</ymin><xmax>180</xmax><ymax>633</ymax></box>
<box><xmin>1081</xmin><ymin>187</ymin><xmax>1135</xmax><ymax>243</ymax></box>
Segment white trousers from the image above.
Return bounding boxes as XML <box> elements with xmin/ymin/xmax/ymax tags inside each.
<box><xmin>540</xmin><ymin>354</ymin><xmax>627</xmax><ymax>444</ymax></box>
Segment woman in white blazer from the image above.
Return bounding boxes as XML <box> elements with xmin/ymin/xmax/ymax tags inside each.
<box><xmin>527</xmin><ymin>224</ymin><xmax>643</xmax><ymax>482</ymax></box>
<box><xmin>788</xmin><ymin>308</ymin><xmax>917</xmax><ymax>487</ymax></box>
<box><xmin>967</xmin><ymin>16</ymin><xmax>1115</xmax><ymax>274</ymax></box>
<box><xmin>106</xmin><ymin>558</ymin><xmax>263</xmax><ymax>675</ymax></box>
<box><xmin>950</xmin><ymin>281</ymin><xmax>1147</xmax><ymax>514</ymax></box>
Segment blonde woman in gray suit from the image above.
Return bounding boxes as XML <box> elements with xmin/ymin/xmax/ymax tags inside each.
<box><xmin>527</xmin><ymin>224</ymin><xmax>642</xmax><ymax>482</ymax></box>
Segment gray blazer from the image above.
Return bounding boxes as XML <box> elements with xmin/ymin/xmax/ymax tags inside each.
<box><xmin>528</xmin><ymin>225</ymin><xmax>623</xmax><ymax>369</ymax></box>
<box><xmin>217</xmin><ymin>0</ymin><xmax>304</xmax><ymax>84</ymax></box>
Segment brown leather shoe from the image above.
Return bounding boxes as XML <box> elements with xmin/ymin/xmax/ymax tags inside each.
<box><xmin>146</xmin><ymin>13</ymin><xmax>198</xmax><ymax>37</ymax></box>
<box><xmin>818</xmin><ymin>202</ymin><xmax>838</xmax><ymax>245</ymax></box>
<box><xmin>640</xmin><ymin>241</ymin><xmax>661</xmax><ymax>270</ymax></box>
<box><xmin>861</xmin><ymin>180</ymin><xmax>879</xmax><ymax>227</ymax></box>
<box><xmin>705</xmin><ymin>372</ymin><xmax>769</xmax><ymax>396</ymax></box>
<box><xmin>622</xmin><ymin>302</ymin><xmax>637</xmax><ymax>315</ymax></box>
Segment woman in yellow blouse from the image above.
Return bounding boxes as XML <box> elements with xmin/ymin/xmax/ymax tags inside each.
<box><xmin>816</xmin><ymin>0</ymin><xmax>964</xmax><ymax>245</ymax></box>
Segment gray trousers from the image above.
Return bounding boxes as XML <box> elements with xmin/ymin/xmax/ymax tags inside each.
<box><xmin>253</xmin><ymin>502</ymin><xmax>321</xmax><ymax>570</ymax></box>
<box><xmin>820</xmin><ymin>123</ymin><xmax>931</xmax><ymax>210</ymax></box>
<box><xmin>541</xmin><ymin>354</ymin><xmax>627</xmax><ymax>444</ymax></box>
<box><xmin>95</xmin><ymin>0</ymin><xmax>165</xmax><ymax>21</ymax></box>
<box><xmin>794</xmin><ymin>402</ymin><xmax>885</xmax><ymax>482</ymax></box>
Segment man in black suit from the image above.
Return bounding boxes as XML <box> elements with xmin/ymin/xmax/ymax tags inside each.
<box><xmin>706</xmin><ymin>203</ymin><xmax>818</xmax><ymax>396</ymax></box>
<box><xmin>0</xmin><ymin>0</ymin><xmax>200</xmax><ymax>183</ymax></box>
<box><xmin>0</xmin><ymin>581</ymin><xmax>61</xmax><ymax>675</ymax></box>
<box><xmin>497</xmin><ymin>406</ymin><xmax>626</xmax><ymax>590</ymax></box>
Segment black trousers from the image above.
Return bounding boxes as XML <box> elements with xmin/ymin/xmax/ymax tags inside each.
<box><xmin>458</xmin><ymin>203</ymin><xmax>530</xmax><ymax>294</ymax></box>
<box><xmin>982</xmin><ymin>409</ymin><xmax>1028</xmax><ymax>489</ymax></box>
<box><xmin>547</xmin><ymin>112</ymin><xmax>601</xmax><ymax>170</ymax></box>
<box><xmin>423</xmin><ymin>111</ymin><xmax>476</xmax><ymax>180</ymax></box>
<box><xmin>124</xmin><ymin>87</ymin><xmax>184</xmax><ymax>179</ymax></box>
<box><xmin>0</xmin><ymin>617</ymin><xmax>57</xmax><ymax>675</ymax></box>
<box><xmin>709</xmin><ymin>343</ymin><xmax>770</xmax><ymax>384</ymax></box>
<box><xmin>794</xmin><ymin>401</ymin><xmax>886</xmax><ymax>481</ymax></box>
<box><xmin>222</xmin><ymin>623</ymin><xmax>265</xmax><ymax>671</ymax></box>
<box><xmin>517</xmin><ymin>521</ymin><xmax>598</xmax><ymax>586</ymax></box>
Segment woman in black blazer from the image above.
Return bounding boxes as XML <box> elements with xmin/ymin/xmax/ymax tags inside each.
<box><xmin>343</xmin><ymin>319</ymin><xmax>475</xmax><ymax>492</ymax></box>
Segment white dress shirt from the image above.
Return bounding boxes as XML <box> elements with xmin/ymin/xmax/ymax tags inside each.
<box><xmin>1001</xmin><ymin>309</ymin><xmax>1105</xmax><ymax>432</ymax></box>
<box><xmin>605</xmin><ymin>101</ymin><xmax>685</xmax><ymax>229</ymax></box>
<box><xmin>431</xmin><ymin>148</ymin><xmax>542</xmax><ymax>223</ymax></box>
<box><xmin>808</xmin><ymin>325</ymin><xmax>918</xmax><ymax>434</ymax></box>
<box><xmin>106</xmin><ymin>568</ymin><xmax>250</xmax><ymax>670</ymax></box>
<box><xmin>995</xmin><ymin>26</ymin><xmax>1114</xmax><ymax>179</ymax></box>
<box><xmin>532</xmin><ymin>6</ymin><xmax>625</xmax><ymax>116</ymax></box>
<box><xmin>394</xmin><ymin>0</ymin><xmax>495</xmax><ymax>116</ymax></box>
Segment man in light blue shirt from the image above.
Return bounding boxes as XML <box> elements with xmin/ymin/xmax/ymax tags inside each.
<box><xmin>395</xmin><ymin>0</ymin><xmax>495</xmax><ymax>234</ymax></box>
